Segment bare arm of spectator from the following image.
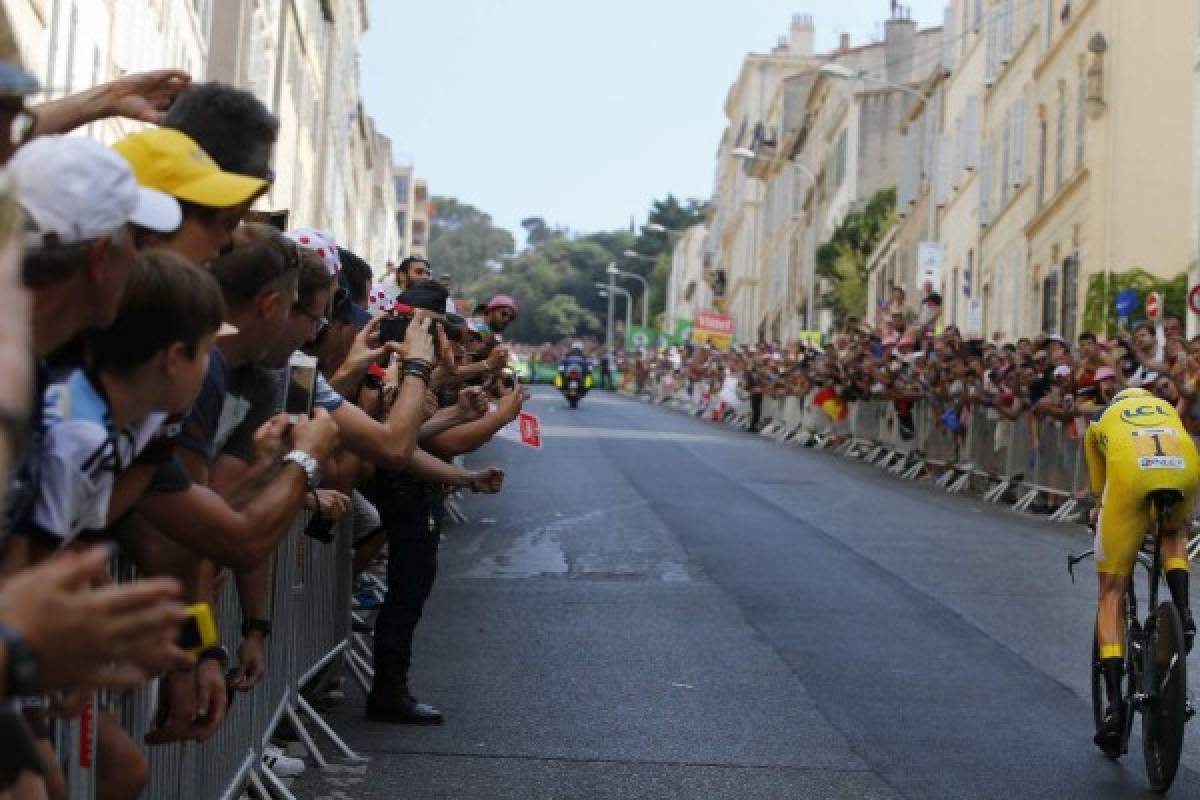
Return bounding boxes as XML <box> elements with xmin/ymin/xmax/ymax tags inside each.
<box><xmin>327</xmin><ymin>313</ymin><xmax>412</xmax><ymax>398</ymax></box>
<box><xmin>452</xmin><ymin>345</ymin><xmax>510</xmax><ymax>385</ymax></box>
<box><xmin>327</xmin><ymin>318</ymin><xmax>435</xmax><ymax>467</ymax></box>
<box><xmin>426</xmin><ymin>388</ymin><xmax>528</xmax><ymax>458</ymax></box>
<box><xmin>419</xmin><ymin>386</ymin><xmax>488</xmax><ymax>441</ymax></box>
<box><xmin>408</xmin><ymin>448</ymin><xmax>505</xmax><ymax>493</ymax></box>
<box><xmin>134</xmin><ymin>410</ymin><xmax>340</xmax><ymax>571</ymax></box>
<box><xmin>30</xmin><ymin>69</ymin><xmax>191</xmax><ymax>136</ymax></box>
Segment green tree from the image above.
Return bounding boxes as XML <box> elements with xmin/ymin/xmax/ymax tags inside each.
<box><xmin>1082</xmin><ymin>268</ymin><xmax>1187</xmax><ymax>335</ymax></box>
<box><xmin>520</xmin><ymin>217</ymin><xmax>567</xmax><ymax>248</ymax></box>
<box><xmin>454</xmin><ymin>192</ymin><xmax>706</xmax><ymax>343</ymax></box>
<box><xmin>427</xmin><ymin>195</ymin><xmax>515</xmax><ymax>285</ymax></box>
<box><xmin>533</xmin><ymin>294</ymin><xmax>602</xmax><ymax>340</ymax></box>
<box><xmin>815</xmin><ymin>188</ymin><xmax>897</xmax><ymax>325</ymax></box>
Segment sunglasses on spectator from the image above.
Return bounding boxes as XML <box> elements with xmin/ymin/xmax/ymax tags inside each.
<box><xmin>294</xmin><ymin>304</ymin><xmax>328</xmax><ymax>331</ymax></box>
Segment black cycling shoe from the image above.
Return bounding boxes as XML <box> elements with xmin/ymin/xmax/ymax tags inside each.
<box><xmin>1093</xmin><ymin>705</ymin><xmax>1124</xmax><ymax>759</ymax></box>
<box><xmin>1183</xmin><ymin>608</ymin><xmax>1196</xmax><ymax>654</ymax></box>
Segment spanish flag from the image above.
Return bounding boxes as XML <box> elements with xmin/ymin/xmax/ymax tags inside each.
<box><xmin>813</xmin><ymin>386</ymin><xmax>848</xmax><ymax>422</ymax></box>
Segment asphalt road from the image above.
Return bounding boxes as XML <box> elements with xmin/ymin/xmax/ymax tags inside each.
<box><xmin>295</xmin><ymin>387</ymin><xmax>1200</xmax><ymax>799</ymax></box>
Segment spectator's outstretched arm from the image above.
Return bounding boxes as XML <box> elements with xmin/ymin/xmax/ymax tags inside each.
<box><xmin>407</xmin><ymin>448</ymin><xmax>504</xmax><ymax>493</ymax></box>
<box><xmin>427</xmin><ymin>389</ymin><xmax>527</xmax><ymax>458</ymax></box>
<box><xmin>30</xmin><ymin>69</ymin><xmax>190</xmax><ymax>136</ymax></box>
<box><xmin>331</xmin><ymin>381</ymin><xmax>427</xmax><ymax>470</ymax></box>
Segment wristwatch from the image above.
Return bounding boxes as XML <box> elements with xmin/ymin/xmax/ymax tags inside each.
<box><xmin>282</xmin><ymin>450</ymin><xmax>321</xmax><ymax>491</ymax></box>
<box><xmin>198</xmin><ymin>645</ymin><xmax>230</xmax><ymax>668</ymax></box>
<box><xmin>0</xmin><ymin>624</ymin><xmax>39</xmax><ymax>696</ymax></box>
<box><xmin>242</xmin><ymin>618</ymin><xmax>272</xmax><ymax>639</ymax></box>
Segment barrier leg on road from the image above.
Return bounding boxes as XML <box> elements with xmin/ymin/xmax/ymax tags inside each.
<box><xmin>294</xmin><ymin>694</ymin><xmax>366</xmax><ymax>764</ymax></box>
<box><xmin>258</xmin><ymin>761</ymin><xmax>301</xmax><ymax>800</ymax></box>
<box><xmin>285</xmin><ymin>700</ymin><xmax>330</xmax><ymax>770</ymax></box>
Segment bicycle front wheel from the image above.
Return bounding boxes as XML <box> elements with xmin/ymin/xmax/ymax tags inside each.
<box><xmin>1143</xmin><ymin>601</ymin><xmax>1187</xmax><ymax>793</ymax></box>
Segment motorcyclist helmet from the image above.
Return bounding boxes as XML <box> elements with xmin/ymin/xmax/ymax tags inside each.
<box><xmin>570</xmin><ymin>341</ymin><xmax>584</xmax><ymax>357</ymax></box>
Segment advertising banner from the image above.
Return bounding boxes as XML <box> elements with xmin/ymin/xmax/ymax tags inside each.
<box><xmin>692</xmin><ymin>311</ymin><xmax>734</xmax><ymax>348</ymax></box>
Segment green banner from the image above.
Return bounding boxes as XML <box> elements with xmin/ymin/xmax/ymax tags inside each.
<box><xmin>626</xmin><ymin>324</ymin><xmax>659</xmax><ymax>349</ymax></box>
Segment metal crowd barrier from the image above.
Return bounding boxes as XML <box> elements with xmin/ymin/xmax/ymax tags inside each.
<box><xmin>56</xmin><ymin>512</ymin><xmax>361</xmax><ymax>800</ymax></box>
<box><xmin>641</xmin><ymin>375</ymin><xmax>1103</xmax><ymax>524</ymax></box>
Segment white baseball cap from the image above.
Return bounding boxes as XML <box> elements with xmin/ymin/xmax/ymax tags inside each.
<box><xmin>11</xmin><ymin>135</ymin><xmax>181</xmax><ymax>248</ymax></box>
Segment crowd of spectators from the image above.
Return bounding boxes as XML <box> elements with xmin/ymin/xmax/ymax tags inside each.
<box><xmin>0</xmin><ymin>58</ymin><xmax>528</xmax><ymax>799</ymax></box>
<box><xmin>620</xmin><ymin>285</ymin><xmax>1200</xmax><ymax>448</ymax></box>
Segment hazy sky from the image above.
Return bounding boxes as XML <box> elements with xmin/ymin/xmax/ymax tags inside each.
<box><xmin>361</xmin><ymin>1</ymin><xmax>947</xmax><ymax>240</ymax></box>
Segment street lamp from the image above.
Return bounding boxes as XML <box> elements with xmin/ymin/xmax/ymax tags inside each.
<box><xmin>731</xmin><ymin>147</ymin><xmax>816</xmax><ymax>183</ymax></box>
<box><xmin>730</xmin><ymin>147</ymin><xmax>819</xmax><ymax>330</ymax></box>
<box><xmin>615</xmin><ymin>256</ymin><xmax>652</xmax><ymax>330</ymax></box>
<box><xmin>595</xmin><ymin>282</ymin><xmax>633</xmax><ymax>343</ymax></box>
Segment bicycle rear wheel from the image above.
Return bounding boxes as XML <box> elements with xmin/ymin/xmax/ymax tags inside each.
<box><xmin>1143</xmin><ymin>602</ymin><xmax>1187</xmax><ymax>793</ymax></box>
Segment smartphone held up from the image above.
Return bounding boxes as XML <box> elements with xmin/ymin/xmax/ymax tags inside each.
<box><xmin>283</xmin><ymin>352</ymin><xmax>318</xmax><ymax>423</ymax></box>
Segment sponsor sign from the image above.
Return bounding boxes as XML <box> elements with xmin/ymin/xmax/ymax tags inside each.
<box><xmin>693</xmin><ymin>311</ymin><xmax>734</xmax><ymax>348</ymax></box>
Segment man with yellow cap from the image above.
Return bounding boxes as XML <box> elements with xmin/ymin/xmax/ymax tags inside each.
<box><xmin>113</xmin><ymin>127</ymin><xmax>267</xmax><ymax>266</ymax></box>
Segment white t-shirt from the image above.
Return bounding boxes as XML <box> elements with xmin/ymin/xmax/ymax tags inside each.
<box><xmin>34</xmin><ymin>370</ymin><xmax>166</xmax><ymax>545</ymax></box>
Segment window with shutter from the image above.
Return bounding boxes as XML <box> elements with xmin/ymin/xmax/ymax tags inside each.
<box><xmin>1001</xmin><ymin>0</ymin><xmax>1014</xmax><ymax>62</ymax></box>
<box><xmin>1062</xmin><ymin>253</ymin><xmax>1079</xmax><ymax>341</ymax></box>
<box><xmin>937</xmin><ymin>133</ymin><xmax>952</xmax><ymax>207</ymax></box>
<box><xmin>1040</xmin><ymin>0</ymin><xmax>1052</xmax><ymax>51</ymax></box>
<box><xmin>942</xmin><ymin>5</ymin><xmax>956</xmax><ymax>72</ymax></box>
<box><xmin>1000</xmin><ymin>109</ymin><xmax>1011</xmax><ymax>205</ymax></box>
<box><xmin>954</xmin><ymin>114</ymin><xmax>965</xmax><ymax>187</ymax></box>
<box><xmin>1012</xmin><ymin>250</ymin><xmax>1025</xmax><ymax>334</ymax></box>
<box><xmin>1012</xmin><ymin>97</ymin><xmax>1026</xmax><ymax>186</ymax></box>
<box><xmin>1055</xmin><ymin>88</ymin><xmax>1066</xmax><ymax>191</ymax></box>
<box><xmin>1075</xmin><ymin>69</ymin><xmax>1086</xmax><ymax>170</ymax></box>
<box><xmin>1036</xmin><ymin>118</ymin><xmax>1047</xmax><ymax>206</ymax></box>
<box><xmin>922</xmin><ymin>107</ymin><xmax>934</xmax><ymax>189</ymax></box>
<box><xmin>1042</xmin><ymin>271</ymin><xmax>1059</xmax><ymax>333</ymax></box>
<box><xmin>985</xmin><ymin>5</ymin><xmax>998</xmax><ymax>84</ymax></box>
<box><xmin>979</xmin><ymin>142</ymin><xmax>992</xmax><ymax>226</ymax></box>
<box><xmin>965</xmin><ymin>94</ymin><xmax>980</xmax><ymax>169</ymax></box>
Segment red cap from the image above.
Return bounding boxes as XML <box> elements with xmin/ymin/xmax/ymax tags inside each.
<box><xmin>486</xmin><ymin>294</ymin><xmax>518</xmax><ymax>316</ymax></box>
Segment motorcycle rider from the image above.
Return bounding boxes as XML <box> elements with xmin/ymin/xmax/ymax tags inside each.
<box><xmin>559</xmin><ymin>342</ymin><xmax>591</xmax><ymax>378</ymax></box>
<box><xmin>557</xmin><ymin>342</ymin><xmax>593</xmax><ymax>406</ymax></box>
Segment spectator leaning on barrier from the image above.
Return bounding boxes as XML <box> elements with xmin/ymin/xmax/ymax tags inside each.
<box><xmin>113</xmin><ymin>126</ymin><xmax>268</xmax><ymax>265</ymax></box>
<box><xmin>364</xmin><ymin>279</ymin><xmax>505</xmax><ymax>725</ymax></box>
<box><xmin>125</xmin><ymin>225</ymin><xmax>340</xmax><ymax>749</ymax></box>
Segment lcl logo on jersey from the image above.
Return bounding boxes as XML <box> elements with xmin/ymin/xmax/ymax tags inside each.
<box><xmin>1121</xmin><ymin>403</ymin><xmax>1171</xmax><ymax>426</ymax></box>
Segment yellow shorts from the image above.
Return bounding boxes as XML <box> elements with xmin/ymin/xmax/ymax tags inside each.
<box><xmin>1095</xmin><ymin>475</ymin><xmax>1196</xmax><ymax>576</ymax></box>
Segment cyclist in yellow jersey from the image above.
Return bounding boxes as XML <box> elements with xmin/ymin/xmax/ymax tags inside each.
<box><xmin>1084</xmin><ymin>387</ymin><xmax>1199</xmax><ymax>754</ymax></box>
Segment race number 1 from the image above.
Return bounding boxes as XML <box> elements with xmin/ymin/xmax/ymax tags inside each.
<box><xmin>1131</xmin><ymin>428</ymin><xmax>1185</xmax><ymax>470</ymax></box>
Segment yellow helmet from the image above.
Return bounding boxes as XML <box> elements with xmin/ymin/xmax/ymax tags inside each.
<box><xmin>1113</xmin><ymin>387</ymin><xmax>1153</xmax><ymax>402</ymax></box>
